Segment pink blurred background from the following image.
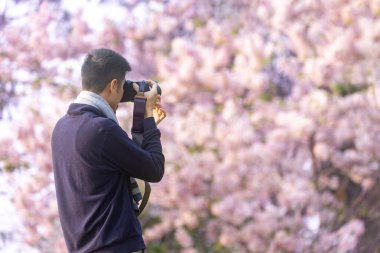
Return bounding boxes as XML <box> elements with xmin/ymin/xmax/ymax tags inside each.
<box><xmin>1</xmin><ymin>0</ymin><xmax>380</xmax><ymax>252</ymax></box>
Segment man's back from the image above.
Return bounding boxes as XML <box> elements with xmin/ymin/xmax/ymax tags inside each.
<box><xmin>52</xmin><ymin>103</ymin><xmax>164</xmax><ymax>253</ymax></box>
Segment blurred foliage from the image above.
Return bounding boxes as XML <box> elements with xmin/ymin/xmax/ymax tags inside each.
<box><xmin>1</xmin><ymin>0</ymin><xmax>380</xmax><ymax>252</ymax></box>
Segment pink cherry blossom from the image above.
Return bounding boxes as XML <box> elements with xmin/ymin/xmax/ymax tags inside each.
<box><xmin>1</xmin><ymin>0</ymin><xmax>379</xmax><ymax>252</ymax></box>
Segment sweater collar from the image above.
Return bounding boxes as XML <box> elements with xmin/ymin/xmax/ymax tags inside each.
<box><xmin>67</xmin><ymin>103</ymin><xmax>106</xmax><ymax>118</ymax></box>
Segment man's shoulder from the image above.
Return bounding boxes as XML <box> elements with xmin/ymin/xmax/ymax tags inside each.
<box><xmin>53</xmin><ymin>107</ymin><xmax>118</xmax><ymax>139</ymax></box>
<box><xmin>81</xmin><ymin>114</ymin><xmax>119</xmax><ymax>136</ymax></box>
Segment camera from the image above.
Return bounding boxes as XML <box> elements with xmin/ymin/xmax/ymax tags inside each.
<box><xmin>121</xmin><ymin>80</ymin><xmax>162</xmax><ymax>102</ymax></box>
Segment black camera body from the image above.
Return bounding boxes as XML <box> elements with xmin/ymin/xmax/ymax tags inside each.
<box><xmin>121</xmin><ymin>80</ymin><xmax>162</xmax><ymax>102</ymax></box>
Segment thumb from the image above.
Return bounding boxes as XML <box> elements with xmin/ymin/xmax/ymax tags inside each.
<box><xmin>150</xmin><ymin>82</ymin><xmax>158</xmax><ymax>95</ymax></box>
<box><xmin>145</xmin><ymin>82</ymin><xmax>158</xmax><ymax>99</ymax></box>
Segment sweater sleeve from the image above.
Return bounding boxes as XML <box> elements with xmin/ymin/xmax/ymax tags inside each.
<box><xmin>102</xmin><ymin>117</ymin><xmax>165</xmax><ymax>182</ymax></box>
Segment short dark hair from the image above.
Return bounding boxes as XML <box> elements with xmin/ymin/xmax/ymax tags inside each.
<box><xmin>81</xmin><ymin>48</ymin><xmax>131</xmax><ymax>93</ymax></box>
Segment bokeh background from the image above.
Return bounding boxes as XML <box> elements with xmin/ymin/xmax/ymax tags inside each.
<box><xmin>1</xmin><ymin>0</ymin><xmax>380</xmax><ymax>252</ymax></box>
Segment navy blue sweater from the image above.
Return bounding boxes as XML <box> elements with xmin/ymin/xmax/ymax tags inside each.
<box><xmin>51</xmin><ymin>103</ymin><xmax>165</xmax><ymax>253</ymax></box>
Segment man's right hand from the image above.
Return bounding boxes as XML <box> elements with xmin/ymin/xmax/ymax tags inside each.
<box><xmin>143</xmin><ymin>81</ymin><xmax>160</xmax><ymax>120</ymax></box>
<box><xmin>133</xmin><ymin>80</ymin><xmax>165</xmax><ymax>123</ymax></box>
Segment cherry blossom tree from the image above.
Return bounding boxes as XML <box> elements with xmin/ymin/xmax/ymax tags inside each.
<box><xmin>1</xmin><ymin>0</ymin><xmax>379</xmax><ymax>252</ymax></box>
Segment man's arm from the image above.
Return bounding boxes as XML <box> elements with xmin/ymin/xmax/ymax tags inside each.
<box><xmin>102</xmin><ymin>118</ymin><xmax>165</xmax><ymax>182</ymax></box>
<box><xmin>103</xmin><ymin>80</ymin><xmax>164</xmax><ymax>182</ymax></box>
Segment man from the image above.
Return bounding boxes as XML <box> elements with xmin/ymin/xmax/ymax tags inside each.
<box><xmin>51</xmin><ymin>48</ymin><xmax>165</xmax><ymax>253</ymax></box>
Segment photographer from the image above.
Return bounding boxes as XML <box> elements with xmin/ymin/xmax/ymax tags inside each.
<box><xmin>51</xmin><ymin>48</ymin><xmax>165</xmax><ymax>253</ymax></box>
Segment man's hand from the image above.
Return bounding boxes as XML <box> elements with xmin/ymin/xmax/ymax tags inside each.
<box><xmin>139</xmin><ymin>80</ymin><xmax>166</xmax><ymax>124</ymax></box>
<box><xmin>153</xmin><ymin>95</ymin><xmax>166</xmax><ymax>125</ymax></box>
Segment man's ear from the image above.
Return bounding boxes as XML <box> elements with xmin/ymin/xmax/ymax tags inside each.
<box><xmin>109</xmin><ymin>79</ymin><xmax>119</xmax><ymax>93</ymax></box>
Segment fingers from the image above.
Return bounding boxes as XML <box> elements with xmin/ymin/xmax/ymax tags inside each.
<box><xmin>132</xmin><ymin>80</ymin><xmax>156</xmax><ymax>94</ymax></box>
<box><xmin>147</xmin><ymin>80</ymin><xmax>157</xmax><ymax>86</ymax></box>
<box><xmin>147</xmin><ymin>80</ymin><xmax>158</xmax><ymax>94</ymax></box>
<box><xmin>155</xmin><ymin>107</ymin><xmax>166</xmax><ymax>125</ymax></box>
<box><xmin>150</xmin><ymin>82</ymin><xmax>158</xmax><ymax>95</ymax></box>
<box><xmin>132</xmin><ymin>83</ymin><xmax>139</xmax><ymax>93</ymax></box>
<box><xmin>155</xmin><ymin>95</ymin><xmax>162</xmax><ymax>107</ymax></box>
<box><xmin>151</xmin><ymin>94</ymin><xmax>166</xmax><ymax>124</ymax></box>
<box><xmin>144</xmin><ymin>82</ymin><xmax>158</xmax><ymax>104</ymax></box>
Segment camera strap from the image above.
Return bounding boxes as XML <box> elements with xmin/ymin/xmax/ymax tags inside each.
<box><xmin>131</xmin><ymin>92</ymin><xmax>146</xmax><ymax>134</ymax></box>
<box><xmin>131</xmin><ymin>91</ymin><xmax>151</xmax><ymax>216</ymax></box>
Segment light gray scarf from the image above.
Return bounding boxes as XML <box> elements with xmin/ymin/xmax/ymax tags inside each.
<box><xmin>75</xmin><ymin>90</ymin><xmax>118</xmax><ymax>123</ymax></box>
<box><xmin>75</xmin><ymin>90</ymin><xmax>142</xmax><ymax>212</ymax></box>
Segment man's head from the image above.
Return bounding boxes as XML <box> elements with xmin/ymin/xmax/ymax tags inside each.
<box><xmin>81</xmin><ymin>48</ymin><xmax>131</xmax><ymax>111</ymax></box>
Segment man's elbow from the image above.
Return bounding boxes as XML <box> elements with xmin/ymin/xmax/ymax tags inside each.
<box><xmin>142</xmin><ymin>154</ymin><xmax>164</xmax><ymax>182</ymax></box>
<box><xmin>149</xmin><ymin>165</ymin><xmax>164</xmax><ymax>183</ymax></box>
